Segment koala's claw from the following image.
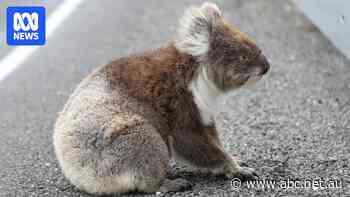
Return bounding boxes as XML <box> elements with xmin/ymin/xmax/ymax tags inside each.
<box><xmin>225</xmin><ymin>166</ymin><xmax>259</xmax><ymax>180</ymax></box>
<box><xmin>237</xmin><ymin>167</ymin><xmax>259</xmax><ymax>181</ymax></box>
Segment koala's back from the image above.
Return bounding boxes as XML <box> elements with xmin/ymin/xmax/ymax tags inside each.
<box><xmin>55</xmin><ymin>67</ymin><xmax>125</xmax><ymax>140</ymax></box>
<box><xmin>53</xmin><ymin>65</ymin><xmax>169</xmax><ymax>194</ymax></box>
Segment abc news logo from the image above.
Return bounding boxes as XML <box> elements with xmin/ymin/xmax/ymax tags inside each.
<box><xmin>7</xmin><ymin>7</ymin><xmax>46</xmax><ymax>45</ymax></box>
<box><xmin>14</xmin><ymin>12</ymin><xmax>39</xmax><ymax>31</ymax></box>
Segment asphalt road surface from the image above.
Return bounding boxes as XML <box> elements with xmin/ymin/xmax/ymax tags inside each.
<box><xmin>0</xmin><ymin>0</ymin><xmax>349</xmax><ymax>196</ymax></box>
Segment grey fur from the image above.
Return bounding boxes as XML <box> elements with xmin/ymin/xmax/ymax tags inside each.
<box><xmin>54</xmin><ymin>71</ymin><xmax>169</xmax><ymax>194</ymax></box>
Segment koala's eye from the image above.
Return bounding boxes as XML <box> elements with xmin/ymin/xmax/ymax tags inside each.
<box><xmin>239</xmin><ymin>55</ymin><xmax>249</xmax><ymax>62</ymax></box>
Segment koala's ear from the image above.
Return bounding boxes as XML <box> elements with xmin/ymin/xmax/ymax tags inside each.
<box><xmin>200</xmin><ymin>2</ymin><xmax>222</xmax><ymax>22</ymax></box>
<box><xmin>175</xmin><ymin>2</ymin><xmax>222</xmax><ymax>57</ymax></box>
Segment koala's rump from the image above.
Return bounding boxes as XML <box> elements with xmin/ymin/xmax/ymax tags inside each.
<box><xmin>53</xmin><ymin>71</ymin><xmax>168</xmax><ymax>193</ymax></box>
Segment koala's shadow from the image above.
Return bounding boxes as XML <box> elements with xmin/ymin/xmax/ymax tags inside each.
<box><xmin>165</xmin><ymin>163</ymin><xmax>235</xmax><ymax>192</ymax></box>
<box><xmin>60</xmin><ymin>167</ymin><xmax>229</xmax><ymax>197</ymax></box>
<box><xmin>110</xmin><ymin>165</ymin><xmax>231</xmax><ymax>197</ymax></box>
<box><xmin>66</xmin><ymin>159</ymin><xmax>292</xmax><ymax>197</ymax></box>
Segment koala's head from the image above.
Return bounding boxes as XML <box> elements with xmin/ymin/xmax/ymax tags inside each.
<box><xmin>175</xmin><ymin>2</ymin><xmax>270</xmax><ymax>92</ymax></box>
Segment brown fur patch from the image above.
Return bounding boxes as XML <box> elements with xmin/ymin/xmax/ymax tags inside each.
<box><xmin>102</xmin><ymin>45</ymin><xmax>200</xmax><ymax>131</ymax></box>
<box><xmin>100</xmin><ymin>44</ymin><xmax>229</xmax><ymax>167</ymax></box>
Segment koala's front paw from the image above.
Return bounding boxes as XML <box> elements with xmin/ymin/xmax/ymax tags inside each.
<box><xmin>224</xmin><ymin>162</ymin><xmax>259</xmax><ymax>180</ymax></box>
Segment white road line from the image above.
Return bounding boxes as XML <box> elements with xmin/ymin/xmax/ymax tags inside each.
<box><xmin>0</xmin><ymin>0</ymin><xmax>85</xmax><ymax>83</ymax></box>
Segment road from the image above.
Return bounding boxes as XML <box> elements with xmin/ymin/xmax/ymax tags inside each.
<box><xmin>294</xmin><ymin>0</ymin><xmax>350</xmax><ymax>61</ymax></box>
<box><xmin>0</xmin><ymin>0</ymin><xmax>349</xmax><ymax>196</ymax></box>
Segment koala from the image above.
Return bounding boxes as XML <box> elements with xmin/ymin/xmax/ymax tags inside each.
<box><xmin>53</xmin><ymin>2</ymin><xmax>269</xmax><ymax>195</ymax></box>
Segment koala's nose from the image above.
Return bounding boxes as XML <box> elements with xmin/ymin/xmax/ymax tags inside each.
<box><xmin>258</xmin><ymin>54</ymin><xmax>270</xmax><ymax>75</ymax></box>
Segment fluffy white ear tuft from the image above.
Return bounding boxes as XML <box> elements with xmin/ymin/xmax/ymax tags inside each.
<box><xmin>200</xmin><ymin>2</ymin><xmax>222</xmax><ymax>20</ymax></box>
<box><xmin>175</xmin><ymin>2</ymin><xmax>222</xmax><ymax>57</ymax></box>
